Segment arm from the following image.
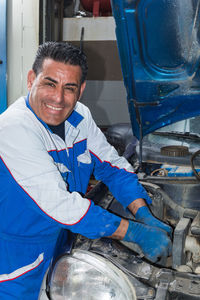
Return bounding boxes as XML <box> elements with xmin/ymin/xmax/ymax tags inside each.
<box><xmin>0</xmin><ymin>113</ymin><xmax>122</xmax><ymax>239</ymax></box>
<box><xmin>85</xmin><ymin>108</ymin><xmax>151</xmax><ymax>207</ymax></box>
<box><xmin>85</xmin><ymin>108</ymin><xmax>172</xmax><ymax>236</ymax></box>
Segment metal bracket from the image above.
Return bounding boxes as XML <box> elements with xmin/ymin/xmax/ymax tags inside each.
<box><xmin>154</xmin><ymin>281</ymin><xmax>169</xmax><ymax>300</ymax></box>
<box><xmin>172</xmin><ymin>217</ymin><xmax>191</xmax><ymax>269</ymax></box>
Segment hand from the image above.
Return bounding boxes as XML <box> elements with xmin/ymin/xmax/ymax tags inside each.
<box><xmin>135</xmin><ymin>206</ymin><xmax>172</xmax><ymax>237</ymax></box>
<box><xmin>123</xmin><ymin>220</ymin><xmax>172</xmax><ymax>263</ymax></box>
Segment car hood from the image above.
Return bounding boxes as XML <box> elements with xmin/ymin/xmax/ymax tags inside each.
<box><xmin>111</xmin><ymin>0</ymin><xmax>200</xmax><ymax>140</ymax></box>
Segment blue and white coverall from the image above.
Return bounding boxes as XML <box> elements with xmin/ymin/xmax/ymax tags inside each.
<box><xmin>0</xmin><ymin>95</ymin><xmax>151</xmax><ymax>299</ymax></box>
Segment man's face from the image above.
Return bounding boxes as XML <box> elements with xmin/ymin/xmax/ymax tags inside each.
<box><xmin>27</xmin><ymin>58</ymin><xmax>86</xmax><ymax>125</ymax></box>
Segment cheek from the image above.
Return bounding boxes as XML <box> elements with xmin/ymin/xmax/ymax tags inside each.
<box><xmin>64</xmin><ymin>95</ymin><xmax>78</xmax><ymax>107</ymax></box>
<box><xmin>31</xmin><ymin>86</ymin><xmax>43</xmax><ymax>101</ymax></box>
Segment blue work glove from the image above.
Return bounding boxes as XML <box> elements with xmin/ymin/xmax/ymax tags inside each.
<box><xmin>123</xmin><ymin>220</ymin><xmax>172</xmax><ymax>263</ymax></box>
<box><xmin>135</xmin><ymin>206</ymin><xmax>172</xmax><ymax>237</ymax></box>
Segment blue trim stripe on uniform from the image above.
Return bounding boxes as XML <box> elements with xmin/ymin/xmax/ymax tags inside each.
<box><xmin>25</xmin><ymin>94</ymin><xmax>50</xmax><ymax>131</ymax></box>
<box><xmin>67</xmin><ymin>109</ymin><xmax>84</xmax><ymax>127</ymax></box>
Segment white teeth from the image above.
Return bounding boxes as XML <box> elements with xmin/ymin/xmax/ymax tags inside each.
<box><xmin>46</xmin><ymin>104</ymin><xmax>62</xmax><ymax>111</ymax></box>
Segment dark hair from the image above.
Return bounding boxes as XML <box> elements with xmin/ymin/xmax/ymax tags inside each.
<box><xmin>32</xmin><ymin>41</ymin><xmax>88</xmax><ymax>83</ymax></box>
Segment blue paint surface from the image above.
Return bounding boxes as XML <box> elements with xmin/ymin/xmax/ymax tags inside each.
<box><xmin>111</xmin><ymin>0</ymin><xmax>200</xmax><ymax>139</ymax></box>
<box><xmin>0</xmin><ymin>0</ymin><xmax>7</xmax><ymax>112</ymax></box>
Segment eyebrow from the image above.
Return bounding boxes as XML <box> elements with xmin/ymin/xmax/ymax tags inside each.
<box><xmin>44</xmin><ymin>76</ymin><xmax>79</xmax><ymax>88</ymax></box>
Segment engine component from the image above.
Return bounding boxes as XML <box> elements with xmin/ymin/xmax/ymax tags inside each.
<box><xmin>191</xmin><ymin>149</ymin><xmax>200</xmax><ymax>181</ymax></box>
<box><xmin>161</xmin><ymin>145</ymin><xmax>189</xmax><ymax>157</ymax></box>
<box><xmin>172</xmin><ymin>217</ymin><xmax>191</xmax><ymax>270</ymax></box>
<box><xmin>191</xmin><ymin>212</ymin><xmax>200</xmax><ymax>235</ymax></box>
<box><xmin>185</xmin><ymin>235</ymin><xmax>200</xmax><ymax>265</ymax></box>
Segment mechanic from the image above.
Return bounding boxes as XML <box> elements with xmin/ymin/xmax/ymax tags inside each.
<box><xmin>0</xmin><ymin>41</ymin><xmax>172</xmax><ymax>299</ymax></box>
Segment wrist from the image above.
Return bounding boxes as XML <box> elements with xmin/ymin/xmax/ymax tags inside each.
<box><xmin>110</xmin><ymin>219</ymin><xmax>129</xmax><ymax>240</ymax></box>
<box><xmin>128</xmin><ymin>198</ymin><xmax>147</xmax><ymax>215</ymax></box>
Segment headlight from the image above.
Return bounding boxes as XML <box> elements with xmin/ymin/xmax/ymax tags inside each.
<box><xmin>49</xmin><ymin>249</ymin><xmax>136</xmax><ymax>300</ymax></box>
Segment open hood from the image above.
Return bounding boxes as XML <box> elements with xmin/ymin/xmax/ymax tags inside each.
<box><xmin>111</xmin><ymin>0</ymin><xmax>200</xmax><ymax>140</ymax></box>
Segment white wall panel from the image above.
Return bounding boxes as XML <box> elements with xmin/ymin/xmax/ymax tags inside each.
<box><xmin>63</xmin><ymin>17</ymin><xmax>116</xmax><ymax>41</ymax></box>
<box><xmin>63</xmin><ymin>16</ymin><xmax>130</xmax><ymax>126</ymax></box>
<box><xmin>81</xmin><ymin>81</ymin><xmax>129</xmax><ymax>126</ymax></box>
<box><xmin>7</xmin><ymin>0</ymin><xmax>39</xmax><ymax>105</ymax></box>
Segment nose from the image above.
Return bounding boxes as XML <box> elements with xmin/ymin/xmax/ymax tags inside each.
<box><xmin>54</xmin><ymin>87</ymin><xmax>64</xmax><ymax>104</ymax></box>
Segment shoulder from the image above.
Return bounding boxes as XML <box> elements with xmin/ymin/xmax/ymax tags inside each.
<box><xmin>0</xmin><ymin>96</ymin><xmax>44</xmax><ymax>142</ymax></box>
<box><xmin>0</xmin><ymin>97</ymin><xmax>33</xmax><ymax>126</ymax></box>
<box><xmin>75</xmin><ymin>102</ymin><xmax>92</xmax><ymax>118</ymax></box>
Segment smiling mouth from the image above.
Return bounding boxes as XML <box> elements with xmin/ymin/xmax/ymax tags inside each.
<box><xmin>46</xmin><ymin>104</ymin><xmax>63</xmax><ymax>111</ymax></box>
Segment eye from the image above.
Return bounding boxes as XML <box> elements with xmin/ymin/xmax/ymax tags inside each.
<box><xmin>64</xmin><ymin>86</ymin><xmax>76</xmax><ymax>93</ymax></box>
<box><xmin>45</xmin><ymin>82</ymin><xmax>55</xmax><ymax>88</ymax></box>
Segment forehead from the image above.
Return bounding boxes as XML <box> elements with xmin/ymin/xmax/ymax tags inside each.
<box><xmin>40</xmin><ymin>58</ymin><xmax>82</xmax><ymax>80</ymax></box>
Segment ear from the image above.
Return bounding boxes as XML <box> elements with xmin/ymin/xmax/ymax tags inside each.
<box><xmin>27</xmin><ymin>70</ymin><xmax>36</xmax><ymax>91</ymax></box>
<box><xmin>78</xmin><ymin>81</ymin><xmax>86</xmax><ymax>100</ymax></box>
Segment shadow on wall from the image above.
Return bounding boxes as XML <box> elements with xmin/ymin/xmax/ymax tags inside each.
<box><xmin>80</xmin><ymin>42</ymin><xmax>111</xmax><ymax>126</ymax></box>
<box><xmin>81</xmin><ymin>80</ymin><xmax>111</xmax><ymax>126</ymax></box>
<box><xmin>69</xmin><ymin>40</ymin><xmax>125</xmax><ymax>126</ymax></box>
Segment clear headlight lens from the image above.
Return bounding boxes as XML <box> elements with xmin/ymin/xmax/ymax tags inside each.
<box><xmin>49</xmin><ymin>249</ymin><xmax>136</xmax><ymax>300</ymax></box>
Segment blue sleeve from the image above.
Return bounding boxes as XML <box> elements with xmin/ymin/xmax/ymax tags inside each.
<box><xmin>86</xmin><ymin>109</ymin><xmax>152</xmax><ymax>208</ymax></box>
<box><xmin>91</xmin><ymin>152</ymin><xmax>152</xmax><ymax>207</ymax></box>
<box><xmin>65</xmin><ymin>201</ymin><xmax>121</xmax><ymax>239</ymax></box>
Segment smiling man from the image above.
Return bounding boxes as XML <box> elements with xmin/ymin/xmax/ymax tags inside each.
<box><xmin>0</xmin><ymin>42</ymin><xmax>172</xmax><ymax>299</ymax></box>
<box><xmin>28</xmin><ymin>59</ymin><xmax>86</xmax><ymax>126</ymax></box>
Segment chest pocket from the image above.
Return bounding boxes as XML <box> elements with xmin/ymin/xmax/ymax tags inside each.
<box><xmin>77</xmin><ymin>149</ymin><xmax>92</xmax><ymax>164</ymax></box>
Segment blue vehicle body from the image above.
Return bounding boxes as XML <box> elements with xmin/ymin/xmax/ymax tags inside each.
<box><xmin>111</xmin><ymin>0</ymin><xmax>200</xmax><ymax>139</ymax></box>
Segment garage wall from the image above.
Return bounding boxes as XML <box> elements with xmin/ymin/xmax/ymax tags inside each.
<box><xmin>63</xmin><ymin>16</ymin><xmax>130</xmax><ymax>126</ymax></box>
<box><xmin>7</xmin><ymin>7</ymin><xmax>130</xmax><ymax>127</ymax></box>
<box><xmin>0</xmin><ymin>0</ymin><xmax>7</xmax><ymax>113</ymax></box>
<box><xmin>7</xmin><ymin>0</ymin><xmax>39</xmax><ymax>106</ymax></box>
